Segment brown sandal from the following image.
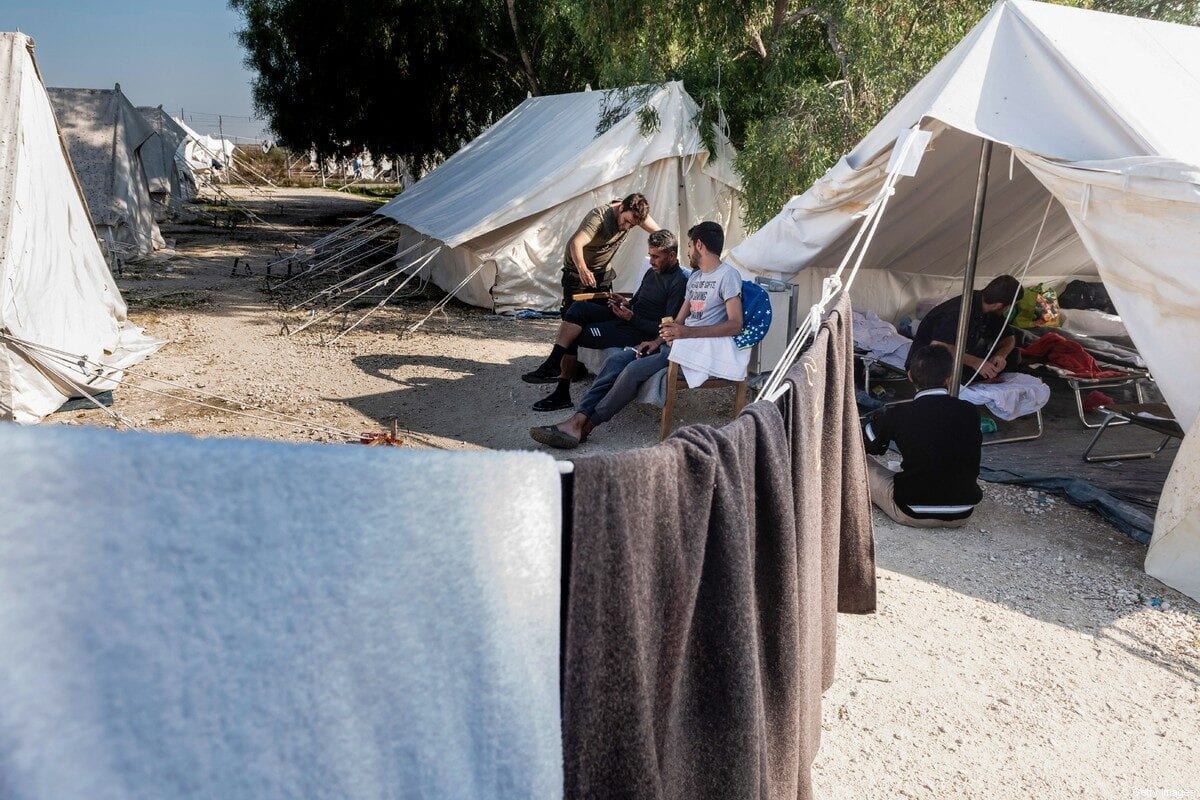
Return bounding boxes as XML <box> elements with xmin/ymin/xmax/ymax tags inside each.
<box><xmin>529</xmin><ymin>425</ymin><xmax>581</xmax><ymax>449</ymax></box>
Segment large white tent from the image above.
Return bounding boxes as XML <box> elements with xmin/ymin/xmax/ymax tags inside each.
<box><xmin>727</xmin><ymin>0</ymin><xmax>1200</xmax><ymax>599</ymax></box>
<box><xmin>47</xmin><ymin>85</ymin><xmax>165</xmax><ymax>258</ymax></box>
<box><xmin>375</xmin><ymin>81</ymin><xmax>746</xmax><ymax>313</ymax></box>
<box><xmin>0</xmin><ymin>33</ymin><xmax>161</xmax><ymax>422</ymax></box>
<box><xmin>137</xmin><ymin>105</ymin><xmax>198</xmax><ymax>218</ymax></box>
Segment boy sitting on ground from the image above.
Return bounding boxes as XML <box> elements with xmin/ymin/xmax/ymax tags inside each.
<box><xmin>862</xmin><ymin>344</ymin><xmax>983</xmax><ymax>528</ymax></box>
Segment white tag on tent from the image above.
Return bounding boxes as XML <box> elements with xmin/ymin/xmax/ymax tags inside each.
<box><xmin>887</xmin><ymin>128</ymin><xmax>932</xmax><ymax>177</ymax></box>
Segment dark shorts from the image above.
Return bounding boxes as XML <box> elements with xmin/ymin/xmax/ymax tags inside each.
<box><xmin>562</xmin><ymin>301</ymin><xmax>644</xmax><ymax>352</ymax></box>
<box><xmin>560</xmin><ymin>266</ymin><xmax>613</xmax><ymax>312</ymax></box>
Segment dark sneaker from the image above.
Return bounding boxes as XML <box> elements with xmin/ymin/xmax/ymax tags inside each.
<box><xmin>521</xmin><ymin>365</ymin><xmax>561</xmax><ymax>384</ymax></box>
<box><xmin>533</xmin><ymin>394</ymin><xmax>573</xmax><ymax>412</ymax></box>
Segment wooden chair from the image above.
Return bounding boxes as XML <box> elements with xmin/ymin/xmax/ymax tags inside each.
<box><xmin>659</xmin><ymin>361</ymin><xmax>749</xmax><ymax>440</ymax></box>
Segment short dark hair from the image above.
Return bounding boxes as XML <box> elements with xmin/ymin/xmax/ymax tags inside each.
<box><xmin>620</xmin><ymin>193</ymin><xmax>650</xmax><ymax>223</ymax></box>
<box><xmin>687</xmin><ymin>221</ymin><xmax>724</xmax><ymax>257</ymax></box>
<box><xmin>908</xmin><ymin>344</ymin><xmax>954</xmax><ymax>390</ymax></box>
<box><xmin>647</xmin><ymin>229</ymin><xmax>677</xmax><ymax>257</ymax></box>
<box><xmin>981</xmin><ymin>275</ymin><xmax>1021</xmax><ymax>306</ymax></box>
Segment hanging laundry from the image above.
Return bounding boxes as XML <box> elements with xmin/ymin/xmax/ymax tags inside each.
<box><xmin>1020</xmin><ymin>331</ymin><xmax>1127</xmax><ymax>379</ymax></box>
<box><xmin>565</xmin><ymin>403</ymin><xmax>820</xmax><ymax>800</ymax></box>
<box><xmin>0</xmin><ymin>425</ymin><xmax>564</xmax><ymax>800</ymax></box>
<box><xmin>784</xmin><ymin>294</ymin><xmax>878</xmax><ymax>695</ymax></box>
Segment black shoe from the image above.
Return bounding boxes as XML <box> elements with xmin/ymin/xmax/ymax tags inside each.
<box><xmin>522</xmin><ymin>365</ymin><xmax>561</xmax><ymax>384</ymax></box>
<box><xmin>571</xmin><ymin>362</ymin><xmax>591</xmax><ymax>382</ymax></box>
<box><xmin>533</xmin><ymin>394</ymin><xmax>573</xmax><ymax>412</ymax></box>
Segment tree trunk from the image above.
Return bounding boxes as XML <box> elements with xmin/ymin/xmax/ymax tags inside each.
<box><xmin>505</xmin><ymin>0</ymin><xmax>542</xmax><ymax>96</ymax></box>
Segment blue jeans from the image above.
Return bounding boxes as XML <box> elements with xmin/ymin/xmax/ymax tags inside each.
<box><xmin>578</xmin><ymin>345</ymin><xmax>671</xmax><ymax>425</ymax></box>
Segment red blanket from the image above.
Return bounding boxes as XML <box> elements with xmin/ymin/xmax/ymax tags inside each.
<box><xmin>1020</xmin><ymin>332</ymin><xmax>1126</xmax><ymax>379</ymax></box>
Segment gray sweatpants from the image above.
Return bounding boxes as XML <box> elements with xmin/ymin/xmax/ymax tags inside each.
<box><xmin>578</xmin><ymin>345</ymin><xmax>671</xmax><ymax>426</ymax></box>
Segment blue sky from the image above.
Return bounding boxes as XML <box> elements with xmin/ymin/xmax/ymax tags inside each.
<box><xmin>2</xmin><ymin>0</ymin><xmax>269</xmax><ymax>140</ymax></box>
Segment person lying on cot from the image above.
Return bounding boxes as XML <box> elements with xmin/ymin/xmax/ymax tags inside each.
<box><xmin>522</xmin><ymin>230</ymin><xmax>687</xmax><ymax>411</ymax></box>
<box><xmin>862</xmin><ymin>344</ymin><xmax>983</xmax><ymax>528</ymax></box>
<box><xmin>907</xmin><ymin>274</ymin><xmax>1022</xmax><ymax>383</ymax></box>
<box><xmin>529</xmin><ymin>221</ymin><xmax>741</xmax><ymax>449</ymax></box>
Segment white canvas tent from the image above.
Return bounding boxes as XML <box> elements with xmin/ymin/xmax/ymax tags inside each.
<box><xmin>137</xmin><ymin>105</ymin><xmax>198</xmax><ymax>218</ymax></box>
<box><xmin>0</xmin><ymin>33</ymin><xmax>161</xmax><ymax>422</ymax></box>
<box><xmin>47</xmin><ymin>84</ymin><xmax>165</xmax><ymax>258</ymax></box>
<box><xmin>727</xmin><ymin>0</ymin><xmax>1200</xmax><ymax>599</ymax></box>
<box><xmin>374</xmin><ymin>81</ymin><xmax>745</xmax><ymax>313</ymax></box>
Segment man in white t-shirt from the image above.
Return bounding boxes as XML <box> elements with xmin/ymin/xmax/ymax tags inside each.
<box><xmin>529</xmin><ymin>221</ymin><xmax>743</xmax><ymax>449</ymax></box>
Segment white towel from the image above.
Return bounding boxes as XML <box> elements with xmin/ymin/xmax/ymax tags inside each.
<box><xmin>0</xmin><ymin>425</ymin><xmax>563</xmax><ymax>800</ymax></box>
<box><xmin>960</xmin><ymin>372</ymin><xmax>1051</xmax><ymax>421</ymax></box>
<box><xmin>667</xmin><ymin>336</ymin><xmax>751</xmax><ymax>388</ymax></box>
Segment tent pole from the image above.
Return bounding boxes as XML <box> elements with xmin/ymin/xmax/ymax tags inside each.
<box><xmin>949</xmin><ymin>138</ymin><xmax>993</xmax><ymax>398</ymax></box>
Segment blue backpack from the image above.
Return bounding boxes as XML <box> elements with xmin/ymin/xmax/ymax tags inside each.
<box><xmin>733</xmin><ymin>280</ymin><xmax>772</xmax><ymax>350</ymax></box>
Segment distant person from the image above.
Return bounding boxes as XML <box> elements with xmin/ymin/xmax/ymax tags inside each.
<box><xmin>908</xmin><ymin>274</ymin><xmax>1022</xmax><ymax>382</ymax></box>
<box><xmin>863</xmin><ymin>345</ymin><xmax>983</xmax><ymax>527</ymax></box>
<box><xmin>522</xmin><ymin>230</ymin><xmax>687</xmax><ymax>412</ymax></box>
<box><xmin>560</xmin><ymin>193</ymin><xmax>661</xmax><ymax>314</ymax></box>
<box><xmin>530</xmin><ymin>221</ymin><xmax>740</xmax><ymax>449</ymax></box>
<box><xmin>352</xmin><ymin>156</ymin><xmax>362</xmax><ymax>179</ymax></box>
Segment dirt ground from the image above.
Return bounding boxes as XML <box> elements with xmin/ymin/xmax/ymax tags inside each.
<box><xmin>57</xmin><ymin>186</ymin><xmax>1200</xmax><ymax>798</ymax></box>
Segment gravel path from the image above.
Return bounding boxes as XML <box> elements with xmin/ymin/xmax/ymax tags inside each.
<box><xmin>57</xmin><ymin>186</ymin><xmax>1200</xmax><ymax>798</ymax></box>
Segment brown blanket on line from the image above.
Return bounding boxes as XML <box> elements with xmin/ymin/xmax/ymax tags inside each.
<box><xmin>784</xmin><ymin>293</ymin><xmax>877</xmax><ymax>695</ymax></box>
<box><xmin>564</xmin><ymin>401</ymin><xmax>816</xmax><ymax>799</ymax></box>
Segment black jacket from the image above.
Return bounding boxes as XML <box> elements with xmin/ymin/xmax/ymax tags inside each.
<box><xmin>863</xmin><ymin>389</ymin><xmax>983</xmax><ymax>519</ymax></box>
<box><xmin>907</xmin><ymin>291</ymin><xmax>1013</xmax><ymax>370</ymax></box>
<box><xmin>628</xmin><ymin>264</ymin><xmax>688</xmax><ymax>337</ymax></box>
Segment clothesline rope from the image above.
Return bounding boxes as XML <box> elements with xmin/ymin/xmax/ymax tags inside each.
<box><xmin>759</xmin><ymin>126</ymin><xmax>922</xmax><ymax>403</ymax></box>
<box><xmin>959</xmin><ymin>195</ymin><xmax>1053</xmax><ymax>390</ymax></box>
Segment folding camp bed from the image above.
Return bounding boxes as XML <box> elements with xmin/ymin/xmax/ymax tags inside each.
<box><xmin>1082</xmin><ymin>403</ymin><xmax>1184</xmax><ymax>462</ymax></box>
<box><xmin>854</xmin><ymin>332</ymin><xmax>1047</xmax><ymax>447</ymax></box>
<box><xmin>1019</xmin><ymin>326</ymin><xmax>1153</xmax><ymax>428</ymax></box>
<box><xmin>855</xmin><ymin>348</ymin><xmax>910</xmax><ymax>398</ymax></box>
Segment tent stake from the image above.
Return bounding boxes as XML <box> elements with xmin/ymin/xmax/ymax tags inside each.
<box><xmin>950</xmin><ymin>138</ymin><xmax>993</xmax><ymax>398</ymax></box>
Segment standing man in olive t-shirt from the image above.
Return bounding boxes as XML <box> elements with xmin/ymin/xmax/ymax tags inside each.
<box><xmin>561</xmin><ymin>193</ymin><xmax>660</xmax><ymax>313</ymax></box>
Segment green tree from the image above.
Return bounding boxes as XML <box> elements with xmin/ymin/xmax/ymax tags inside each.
<box><xmin>229</xmin><ymin>0</ymin><xmax>593</xmax><ymax>169</ymax></box>
<box><xmin>566</xmin><ymin>0</ymin><xmax>1200</xmax><ymax>228</ymax></box>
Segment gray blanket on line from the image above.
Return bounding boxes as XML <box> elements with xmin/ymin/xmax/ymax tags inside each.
<box><xmin>565</xmin><ymin>402</ymin><xmax>822</xmax><ymax>800</ymax></box>
<box><xmin>0</xmin><ymin>425</ymin><xmax>564</xmax><ymax>800</ymax></box>
<box><xmin>784</xmin><ymin>293</ymin><xmax>878</xmax><ymax>697</ymax></box>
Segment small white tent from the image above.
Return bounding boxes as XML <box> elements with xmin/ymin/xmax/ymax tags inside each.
<box><xmin>137</xmin><ymin>105</ymin><xmax>198</xmax><ymax>218</ymax></box>
<box><xmin>47</xmin><ymin>85</ymin><xmax>165</xmax><ymax>258</ymax></box>
<box><xmin>727</xmin><ymin>0</ymin><xmax>1200</xmax><ymax>599</ymax></box>
<box><xmin>375</xmin><ymin>82</ymin><xmax>745</xmax><ymax>313</ymax></box>
<box><xmin>1</xmin><ymin>33</ymin><xmax>161</xmax><ymax>422</ymax></box>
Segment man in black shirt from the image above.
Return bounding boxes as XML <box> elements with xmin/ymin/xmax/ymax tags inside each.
<box><xmin>863</xmin><ymin>345</ymin><xmax>983</xmax><ymax>528</ymax></box>
<box><xmin>907</xmin><ymin>274</ymin><xmax>1022</xmax><ymax>382</ymax></box>
<box><xmin>523</xmin><ymin>229</ymin><xmax>688</xmax><ymax>411</ymax></box>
